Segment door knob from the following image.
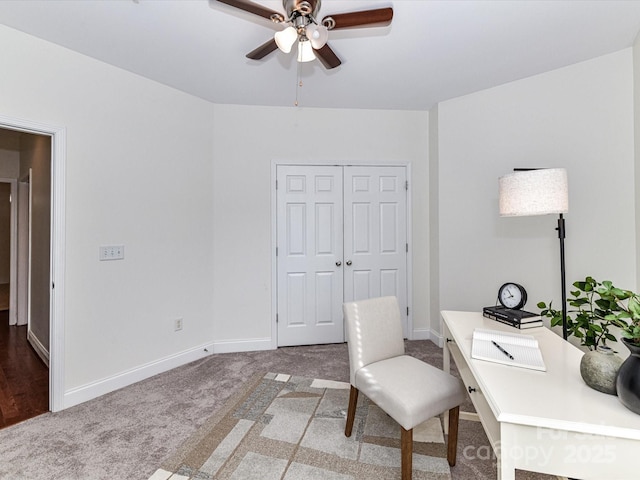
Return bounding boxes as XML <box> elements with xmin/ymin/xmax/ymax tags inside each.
<box><xmin>336</xmin><ymin>261</ymin><xmax>342</xmax><ymax>267</ymax></box>
<box><xmin>346</xmin><ymin>260</ymin><xmax>352</xmax><ymax>266</ymax></box>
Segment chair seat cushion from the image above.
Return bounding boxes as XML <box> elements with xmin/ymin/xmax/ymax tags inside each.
<box><xmin>354</xmin><ymin>355</ymin><xmax>466</xmax><ymax>430</ymax></box>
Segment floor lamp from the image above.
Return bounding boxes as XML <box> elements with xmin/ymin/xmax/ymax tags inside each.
<box><xmin>498</xmin><ymin>168</ymin><xmax>570</xmax><ymax>340</ymax></box>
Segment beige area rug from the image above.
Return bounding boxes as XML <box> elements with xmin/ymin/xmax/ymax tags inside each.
<box><xmin>149</xmin><ymin>372</ymin><xmax>452</xmax><ymax>480</ymax></box>
<box><xmin>0</xmin><ymin>283</ymin><xmax>8</xmax><ymax>311</ymax></box>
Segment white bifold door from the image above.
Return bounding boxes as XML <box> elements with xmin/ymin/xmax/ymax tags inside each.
<box><xmin>276</xmin><ymin>165</ymin><xmax>408</xmax><ymax>347</ymax></box>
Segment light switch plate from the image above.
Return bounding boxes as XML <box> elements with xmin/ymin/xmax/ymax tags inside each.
<box><xmin>99</xmin><ymin>245</ymin><xmax>124</xmax><ymax>261</ymax></box>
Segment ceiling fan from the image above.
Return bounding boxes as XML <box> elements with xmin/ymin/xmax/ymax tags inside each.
<box><xmin>216</xmin><ymin>0</ymin><xmax>393</xmax><ymax>69</ymax></box>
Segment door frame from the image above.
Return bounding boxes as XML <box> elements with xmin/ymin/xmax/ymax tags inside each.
<box><xmin>270</xmin><ymin>160</ymin><xmax>413</xmax><ymax>349</ymax></box>
<box><xmin>0</xmin><ymin>114</ymin><xmax>66</xmax><ymax>412</ymax></box>
<box><xmin>0</xmin><ymin>177</ymin><xmax>17</xmax><ymax>325</ymax></box>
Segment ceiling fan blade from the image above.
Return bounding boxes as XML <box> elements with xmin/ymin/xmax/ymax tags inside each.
<box><xmin>217</xmin><ymin>0</ymin><xmax>285</xmax><ymax>22</ymax></box>
<box><xmin>246</xmin><ymin>38</ymin><xmax>278</xmax><ymax>59</ymax></box>
<box><xmin>322</xmin><ymin>7</ymin><xmax>393</xmax><ymax>30</ymax></box>
<box><xmin>313</xmin><ymin>44</ymin><xmax>341</xmax><ymax>69</ymax></box>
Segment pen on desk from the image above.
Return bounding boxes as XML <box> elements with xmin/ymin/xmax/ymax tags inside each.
<box><xmin>492</xmin><ymin>340</ymin><xmax>514</xmax><ymax>360</ymax></box>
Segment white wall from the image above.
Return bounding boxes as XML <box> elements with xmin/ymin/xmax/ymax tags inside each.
<box><xmin>428</xmin><ymin>106</ymin><xmax>441</xmax><ymax>339</ymax></box>
<box><xmin>634</xmin><ymin>34</ymin><xmax>640</xmax><ymax>289</ymax></box>
<box><xmin>0</xmin><ymin>24</ymin><xmax>216</xmax><ymax>405</ymax></box>
<box><xmin>211</xmin><ymin>105</ymin><xmax>431</xmax><ymax>348</ymax></box>
<box><xmin>1</xmin><ymin>22</ymin><xmax>433</xmax><ymax>407</ymax></box>
<box><xmin>0</xmin><ymin>150</ymin><xmax>20</xmax><ymax>177</ymax></box>
<box><xmin>436</xmin><ymin>49</ymin><xmax>636</xmax><ymax>338</ymax></box>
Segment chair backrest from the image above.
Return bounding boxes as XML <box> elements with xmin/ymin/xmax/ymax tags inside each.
<box><xmin>343</xmin><ymin>296</ymin><xmax>406</xmax><ymax>385</ymax></box>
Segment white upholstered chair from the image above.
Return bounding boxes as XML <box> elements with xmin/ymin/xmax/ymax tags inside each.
<box><xmin>343</xmin><ymin>296</ymin><xmax>466</xmax><ymax>480</ymax></box>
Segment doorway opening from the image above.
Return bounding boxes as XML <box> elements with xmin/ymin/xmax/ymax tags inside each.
<box><xmin>0</xmin><ymin>114</ymin><xmax>66</xmax><ymax>419</ymax></box>
<box><xmin>0</xmin><ymin>129</ymin><xmax>51</xmax><ymax>427</ymax></box>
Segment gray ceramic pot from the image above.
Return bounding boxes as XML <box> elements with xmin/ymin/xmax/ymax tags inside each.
<box><xmin>580</xmin><ymin>345</ymin><xmax>623</xmax><ymax>395</ymax></box>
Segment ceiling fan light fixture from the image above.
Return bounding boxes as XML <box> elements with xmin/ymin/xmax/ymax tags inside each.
<box><xmin>306</xmin><ymin>24</ymin><xmax>328</xmax><ymax>49</ymax></box>
<box><xmin>297</xmin><ymin>38</ymin><xmax>316</xmax><ymax>62</ymax></box>
<box><xmin>274</xmin><ymin>25</ymin><xmax>297</xmax><ymax>53</ymax></box>
<box><xmin>216</xmin><ymin>0</ymin><xmax>394</xmax><ymax>70</ymax></box>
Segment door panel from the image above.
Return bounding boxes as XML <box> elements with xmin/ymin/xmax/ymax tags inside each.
<box><xmin>277</xmin><ymin>166</ymin><xmax>344</xmax><ymax>346</ymax></box>
<box><xmin>344</xmin><ymin>166</ymin><xmax>408</xmax><ymax>336</ymax></box>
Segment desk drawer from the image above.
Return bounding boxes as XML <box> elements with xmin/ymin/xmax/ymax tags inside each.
<box><xmin>447</xmin><ymin>340</ymin><xmax>501</xmax><ymax>451</ymax></box>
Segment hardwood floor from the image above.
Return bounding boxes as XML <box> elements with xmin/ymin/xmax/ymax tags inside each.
<box><xmin>0</xmin><ymin>310</ymin><xmax>49</xmax><ymax>429</ymax></box>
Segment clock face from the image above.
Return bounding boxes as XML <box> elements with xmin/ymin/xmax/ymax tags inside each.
<box><xmin>498</xmin><ymin>283</ymin><xmax>527</xmax><ymax>309</ymax></box>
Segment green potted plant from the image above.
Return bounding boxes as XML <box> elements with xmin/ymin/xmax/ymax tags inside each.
<box><xmin>540</xmin><ymin>277</ymin><xmax>640</xmax><ymax>413</ymax></box>
<box><xmin>537</xmin><ymin>276</ymin><xmax>621</xmax><ymax>351</ymax></box>
<box><xmin>538</xmin><ymin>277</ymin><xmax>625</xmax><ymax>395</ymax></box>
<box><xmin>609</xmin><ymin>292</ymin><xmax>640</xmax><ymax>346</ymax></box>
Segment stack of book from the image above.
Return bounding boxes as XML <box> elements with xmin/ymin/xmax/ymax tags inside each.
<box><xmin>482</xmin><ymin>305</ymin><xmax>543</xmax><ymax>329</ymax></box>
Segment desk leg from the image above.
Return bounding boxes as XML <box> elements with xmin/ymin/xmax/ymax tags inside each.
<box><xmin>497</xmin><ymin>460</ymin><xmax>516</xmax><ymax>480</ymax></box>
<box><xmin>443</xmin><ymin>329</ymin><xmax>451</xmax><ymax>435</ymax></box>
<box><xmin>498</xmin><ymin>427</ymin><xmax>516</xmax><ymax>480</ymax></box>
<box><xmin>498</xmin><ymin>446</ymin><xmax>516</xmax><ymax>479</ymax></box>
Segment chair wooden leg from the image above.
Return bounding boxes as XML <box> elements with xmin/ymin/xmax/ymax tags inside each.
<box><xmin>345</xmin><ymin>386</ymin><xmax>359</xmax><ymax>437</ymax></box>
<box><xmin>447</xmin><ymin>406</ymin><xmax>460</xmax><ymax>466</ymax></box>
<box><xmin>401</xmin><ymin>427</ymin><xmax>413</xmax><ymax>480</ymax></box>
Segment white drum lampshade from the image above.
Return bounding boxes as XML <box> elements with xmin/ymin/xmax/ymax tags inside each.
<box><xmin>499</xmin><ymin>168</ymin><xmax>568</xmax><ymax>217</ymax></box>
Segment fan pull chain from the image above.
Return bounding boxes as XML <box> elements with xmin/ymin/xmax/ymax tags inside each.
<box><xmin>295</xmin><ymin>60</ymin><xmax>302</xmax><ymax>107</ymax></box>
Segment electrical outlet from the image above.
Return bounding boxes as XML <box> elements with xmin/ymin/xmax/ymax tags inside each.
<box><xmin>99</xmin><ymin>245</ymin><xmax>124</xmax><ymax>261</ymax></box>
<box><xmin>174</xmin><ymin>318</ymin><xmax>183</xmax><ymax>331</ymax></box>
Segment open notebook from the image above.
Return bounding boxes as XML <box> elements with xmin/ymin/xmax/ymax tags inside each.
<box><xmin>471</xmin><ymin>328</ymin><xmax>546</xmax><ymax>371</ymax></box>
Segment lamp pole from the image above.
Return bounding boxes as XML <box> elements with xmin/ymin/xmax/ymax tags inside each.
<box><xmin>557</xmin><ymin>213</ymin><xmax>568</xmax><ymax>340</ymax></box>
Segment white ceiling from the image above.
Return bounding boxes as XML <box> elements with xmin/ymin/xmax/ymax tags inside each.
<box><xmin>1</xmin><ymin>0</ymin><xmax>640</xmax><ymax>110</ymax></box>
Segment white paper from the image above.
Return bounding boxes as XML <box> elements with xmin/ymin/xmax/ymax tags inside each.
<box><xmin>471</xmin><ymin>328</ymin><xmax>546</xmax><ymax>371</ymax></box>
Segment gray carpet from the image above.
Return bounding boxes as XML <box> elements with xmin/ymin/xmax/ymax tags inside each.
<box><xmin>0</xmin><ymin>340</ymin><xmax>556</xmax><ymax>479</ymax></box>
<box><xmin>153</xmin><ymin>372</ymin><xmax>452</xmax><ymax>480</ymax></box>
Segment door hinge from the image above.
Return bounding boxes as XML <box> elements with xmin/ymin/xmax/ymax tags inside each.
<box><xmin>276</xmin><ymin>313</ymin><xmax>279</xmax><ymax>323</ymax></box>
<box><xmin>405</xmin><ymin>180</ymin><xmax>409</xmax><ymax>190</ymax></box>
<box><xmin>407</xmin><ymin>307</ymin><xmax>409</xmax><ymax>316</ymax></box>
<box><xmin>52</xmin><ymin>282</ymin><xmax>55</xmax><ymax>289</ymax></box>
<box><xmin>406</xmin><ymin>243</ymin><xmax>408</xmax><ymax>253</ymax></box>
<box><xmin>276</xmin><ymin>247</ymin><xmax>278</xmax><ymax>256</ymax></box>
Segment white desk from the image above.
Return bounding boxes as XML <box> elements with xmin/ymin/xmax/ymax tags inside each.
<box><xmin>441</xmin><ymin>310</ymin><xmax>640</xmax><ymax>480</ymax></box>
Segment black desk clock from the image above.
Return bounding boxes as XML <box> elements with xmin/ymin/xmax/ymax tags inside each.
<box><xmin>498</xmin><ymin>282</ymin><xmax>527</xmax><ymax>310</ymax></box>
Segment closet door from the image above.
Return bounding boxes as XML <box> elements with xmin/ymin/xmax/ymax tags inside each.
<box><xmin>343</xmin><ymin>166</ymin><xmax>408</xmax><ymax>336</ymax></box>
<box><xmin>276</xmin><ymin>164</ymin><xmax>409</xmax><ymax>346</ymax></box>
<box><xmin>276</xmin><ymin>166</ymin><xmax>344</xmax><ymax>346</ymax></box>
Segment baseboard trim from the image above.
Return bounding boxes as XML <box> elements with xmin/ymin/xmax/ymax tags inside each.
<box><xmin>412</xmin><ymin>328</ymin><xmax>444</xmax><ymax>347</ymax></box>
<box><xmin>63</xmin><ymin>342</ymin><xmax>214</xmax><ymax>410</ymax></box>
<box><xmin>27</xmin><ymin>329</ymin><xmax>50</xmax><ymax>367</ymax></box>
<box><xmin>460</xmin><ymin>411</ymin><xmax>480</xmax><ymax>422</ymax></box>
<box><xmin>212</xmin><ymin>337</ymin><xmax>273</xmax><ymax>354</ymax></box>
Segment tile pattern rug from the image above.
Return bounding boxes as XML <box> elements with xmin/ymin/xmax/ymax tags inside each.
<box><xmin>149</xmin><ymin>372</ymin><xmax>452</xmax><ymax>480</ymax></box>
